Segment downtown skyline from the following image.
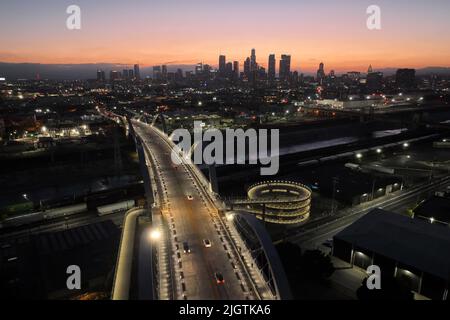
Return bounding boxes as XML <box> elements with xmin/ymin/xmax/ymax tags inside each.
<box><xmin>1</xmin><ymin>0</ymin><xmax>450</xmax><ymax>73</ymax></box>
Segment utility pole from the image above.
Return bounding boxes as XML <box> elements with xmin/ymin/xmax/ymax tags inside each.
<box><xmin>371</xmin><ymin>178</ymin><xmax>377</xmax><ymax>201</ymax></box>
<box><xmin>331</xmin><ymin>177</ymin><xmax>339</xmax><ymax>215</ymax></box>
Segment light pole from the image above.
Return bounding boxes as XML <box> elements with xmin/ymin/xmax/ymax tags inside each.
<box><xmin>371</xmin><ymin>179</ymin><xmax>377</xmax><ymax>201</ymax></box>
<box><xmin>331</xmin><ymin>177</ymin><xmax>339</xmax><ymax>215</ymax></box>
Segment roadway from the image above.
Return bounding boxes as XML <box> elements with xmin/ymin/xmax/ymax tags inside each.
<box><xmin>132</xmin><ymin>121</ymin><xmax>251</xmax><ymax>300</ymax></box>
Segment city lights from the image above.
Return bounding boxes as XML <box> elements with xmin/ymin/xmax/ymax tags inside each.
<box><xmin>1</xmin><ymin>1</ymin><xmax>449</xmax><ymax>304</ymax></box>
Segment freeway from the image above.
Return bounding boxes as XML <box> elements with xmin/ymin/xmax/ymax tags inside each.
<box><xmin>132</xmin><ymin>121</ymin><xmax>253</xmax><ymax>300</ymax></box>
<box><xmin>283</xmin><ymin>175</ymin><xmax>450</xmax><ymax>249</ymax></box>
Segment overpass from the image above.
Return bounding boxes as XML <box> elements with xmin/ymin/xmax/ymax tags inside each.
<box><xmin>122</xmin><ymin>117</ymin><xmax>291</xmax><ymax>300</ymax></box>
<box><xmin>301</xmin><ymin>103</ymin><xmax>450</xmax><ymax>131</ymax></box>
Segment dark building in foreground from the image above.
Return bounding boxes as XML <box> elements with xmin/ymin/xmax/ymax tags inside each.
<box><xmin>396</xmin><ymin>68</ymin><xmax>416</xmax><ymax>90</ymax></box>
<box><xmin>333</xmin><ymin>209</ymin><xmax>449</xmax><ymax>300</ymax></box>
<box><xmin>367</xmin><ymin>71</ymin><xmax>383</xmax><ymax>92</ymax></box>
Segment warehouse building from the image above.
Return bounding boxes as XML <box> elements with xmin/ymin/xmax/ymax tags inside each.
<box><xmin>333</xmin><ymin>209</ymin><xmax>449</xmax><ymax>300</ymax></box>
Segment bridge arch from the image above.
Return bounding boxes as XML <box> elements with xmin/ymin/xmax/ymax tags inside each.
<box><xmin>230</xmin><ymin>211</ymin><xmax>293</xmax><ymax>300</ymax></box>
<box><xmin>151</xmin><ymin>113</ymin><xmax>168</xmax><ymax>134</ymax></box>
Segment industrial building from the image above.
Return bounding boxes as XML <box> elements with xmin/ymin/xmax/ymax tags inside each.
<box><xmin>333</xmin><ymin>209</ymin><xmax>449</xmax><ymax>300</ymax></box>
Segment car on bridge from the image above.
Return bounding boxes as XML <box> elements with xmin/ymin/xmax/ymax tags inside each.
<box><xmin>203</xmin><ymin>239</ymin><xmax>212</xmax><ymax>248</ymax></box>
<box><xmin>214</xmin><ymin>272</ymin><xmax>225</xmax><ymax>285</ymax></box>
<box><xmin>183</xmin><ymin>242</ymin><xmax>191</xmax><ymax>253</ymax></box>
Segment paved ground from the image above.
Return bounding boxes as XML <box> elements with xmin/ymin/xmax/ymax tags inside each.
<box><xmin>134</xmin><ymin>122</ymin><xmax>251</xmax><ymax>300</ymax></box>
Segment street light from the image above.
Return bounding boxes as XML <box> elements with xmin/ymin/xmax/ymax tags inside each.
<box><xmin>356</xmin><ymin>153</ymin><xmax>363</xmax><ymax>159</ymax></box>
<box><xmin>403</xmin><ymin>142</ymin><xmax>409</xmax><ymax>148</ymax></box>
<box><xmin>376</xmin><ymin>148</ymin><xmax>382</xmax><ymax>154</ymax></box>
<box><xmin>148</xmin><ymin>228</ymin><xmax>161</xmax><ymax>241</ymax></box>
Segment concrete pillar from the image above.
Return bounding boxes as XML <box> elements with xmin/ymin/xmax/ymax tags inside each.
<box><xmin>208</xmin><ymin>164</ymin><xmax>219</xmax><ymax>194</ymax></box>
<box><xmin>136</xmin><ymin>140</ymin><xmax>154</xmax><ymax>220</ymax></box>
<box><xmin>418</xmin><ymin>271</ymin><xmax>424</xmax><ymax>294</ymax></box>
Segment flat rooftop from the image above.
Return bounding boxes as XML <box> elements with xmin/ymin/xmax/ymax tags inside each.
<box><xmin>335</xmin><ymin>209</ymin><xmax>450</xmax><ymax>281</ymax></box>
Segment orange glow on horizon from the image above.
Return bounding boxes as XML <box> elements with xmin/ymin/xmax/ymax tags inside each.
<box><xmin>1</xmin><ymin>1</ymin><xmax>450</xmax><ymax>73</ymax></box>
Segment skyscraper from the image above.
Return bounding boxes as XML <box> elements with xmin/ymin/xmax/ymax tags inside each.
<box><xmin>233</xmin><ymin>61</ymin><xmax>239</xmax><ymax>79</ymax></box>
<box><xmin>244</xmin><ymin>57</ymin><xmax>251</xmax><ymax>79</ymax></box>
<box><xmin>134</xmin><ymin>64</ymin><xmax>140</xmax><ymax>80</ymax></box>
<box><xmin>162</xmin><ymin>65</ymin><xmax>168</xmax><ymax>80</ymax></box>
<box><xmin>176</xmin><ymin>68</ymin><xmax>183</xmax><ymax>80</ymax></box>
<box><xmin>279</xmin><ymin>55</ymin><xmax>291</xmax><ymax>81</ymax></box>
<box><xmin>97</xmin><ymin>70</ymin><xmax>105</xmax><ymax>82</ymax></box>
<box><xmin>250</xmin><ymin>49</ymin><xmax>257</xmax><ymax>72</ymax></box>
<box><xmin>268</xmin><ymin>54</ymin><xmax>276</xmax><ymax>81</ymax></box>
<box><xmin>110</xmin><ymin>70</ymin><xmax>120</xmax><ymax>81</ymax></box>
<box><xmin>226</xmin><ymin>62</ymin><xmax>233</xmax><ymax>78</ymax></box>
<box><xmin>317</xmin><ymin>62</ymin><xmax>325</xmax><ymax>84</ymax></box>
<box><xmin>195</xmin><ymin>63</ymin><xmax>203</xmax><ymax>75</ymax></box>
<box><xmin>219</xmin><ymin>55</ymin><xmax>226</xmax><ymax>76</ymax></box>
<box><xmin>123</xmin><ymin>69</ymin><xmax>129</xmax><ymax>80</ymax></box>
<box><xmin>153</xmin><ymin>66</ymin><xmax>161</xmax><ymax>80</ymax></box>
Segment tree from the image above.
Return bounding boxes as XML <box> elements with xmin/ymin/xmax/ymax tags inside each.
<box><xmin>300</xmin><ymin>250</ymin><xmax>335</xmax><ymax>281</ymax></box>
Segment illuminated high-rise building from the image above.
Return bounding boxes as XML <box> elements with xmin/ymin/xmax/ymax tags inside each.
<box><xmin>97</xmin><ymin>70</ymin><xmax>105</xmax><ymax>82</ymax></box>
<box><xmin>162</xmin><ymin>65</ymin><xmax>168</xmax><ymax>80</ymax></box>
<box><xmin>268</xmin><ymin>54</ymin><xmax>276</xmax><ymax>81</ymax></box>
<box><xmin>244</xmin><ymin>57</ymin><xmax>251</xmax><ymax>78</ymax></box>
<box><xmin>153</xmin><ymin>66</ymin><xmax>161</xmax><ymax>80</ymax></box>
<box><xmin>317</xmin><ymin>62</ymin><xmax>325</xmax><ymax>84</ymax></box>
<box><xmin>134</xmin><ymin>64</ymin><xmax>140</xmax><ymax>80</ymax></box>
<box><xmin>123</xmin><ymin>69</ymin><xmax>129</xmax><ymax>79</ymax></box>
<box><xmin>219</xmin><ymin>55</ymin><xmax>226</xmax><ymax>76</ymax></box>
<box><xmin>110</xmin><ymin>70</ymin><xmax>120</xmax><ymax>81</ymax></box>
<box><xmin>226</xmin><ymin>62</ymin><xmax>233</xmax><ymax>77</ymax></box>
<box><xmin>233</xmin><ymin>61</ymin><xmax>239</xmax><ymax>79</ymax></box>
<box><xmin>195</xmin><ymin>63</ymin><xmax>203</xmax><ymax>75</ymax></box>
<box><xmin>279</xmin><ymin>54</ymin><xmax>291</xmax><ymax>81</ymax></box>
<box><xmin>250</xmin><ymin>49</ymin><xmax>257</xmax><ymax>72</ymax></box>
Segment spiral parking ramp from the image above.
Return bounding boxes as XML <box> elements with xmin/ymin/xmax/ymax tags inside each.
<box><xmin>229</xmin><ymin>181</ymin><xmax>312</xmax><ymax>225</ymax></box>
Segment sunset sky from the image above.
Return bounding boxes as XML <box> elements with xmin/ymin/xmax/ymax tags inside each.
<box><xmin>1</xmin><ymin>0</ymin><xmax>450</xmax><ymax>72</ymax></box>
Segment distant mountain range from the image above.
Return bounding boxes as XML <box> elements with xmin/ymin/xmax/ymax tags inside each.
<box><xmin>1</xmin><ymin>62</ymin><xmax>449</xmax><ymax>80</ymax></box>
<box><xmin>0</xmin><ymin>63</ymin><xmax>197</xmax><ymax>80</ymax></box>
